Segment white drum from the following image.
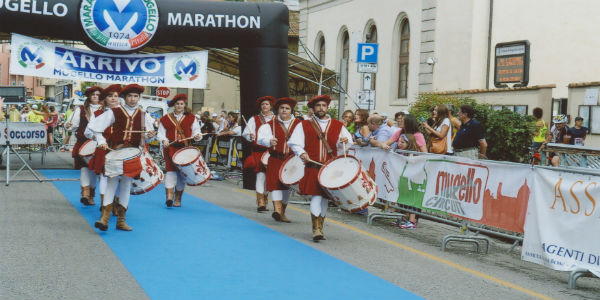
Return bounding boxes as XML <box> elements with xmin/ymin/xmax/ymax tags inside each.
<box><xmin>279</xmin><ymin>155</ymin><xmax>304</xmax><ymax>192</ymax></box>
<box><xmin>105</xmin><ymin>147</ymin><xmax>142</xmax><ymax>178</ymax></box>
<box><xmin>172</xmin><ymin>147</ymin><xmax>211</xmax><ymax>186</ymax></box>
<box><xmin>78</xmin><ymin>140</ymin><xmax>97</xmax><ymax>164</ymax></box>
<box><xmin>131</xmin><ymin>150</ymin><xmax>164</xmax><ymax>195</ymax></box>
<box><xmin>261</xmin><ymin>151</ymin><xmax>270</xmax><ymax>166</ymax></box>
<box><xmin>318</xmin><ymin>155</ymin><xmax>377</xmax><ymax>213</ymax></box>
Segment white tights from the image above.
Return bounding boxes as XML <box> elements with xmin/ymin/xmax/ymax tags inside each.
<box><xmin>103</xmin><ymin>176</ymin><xmax>131</xmax><ymax>208</ymax></box>
<box><xmin>255</xmin><ymin>172</ymin><xmax>266</xmax><ymax>194</ymax></box>
<box><xmin>309</xmin><ymin>195</ymin><xmax>328</xmax><ymax>217</ymax></box>
<box><xmin>80</xmin><ymin>167</ymin><xmax>97</xmax><ymax>188</ymax></box>
<box><xmin>165</xmin><ymin>171</ymin><xmax>186</xmax><ymax>191</ymax></box>
<box><xmin>99</xmin><ymin>175</ymin><xmax>120</xmax><ymax>197</ymax></box>
<box><xmin>270</xmin><ymin>190</ymin><xmax>290</xmax><ymax>204</ymax></box>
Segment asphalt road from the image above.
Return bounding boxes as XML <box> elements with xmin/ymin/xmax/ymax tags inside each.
<box><xmin>0</xmin><ymin>151</ymin><xmax>599</xmax><ymax>299</ymax></box>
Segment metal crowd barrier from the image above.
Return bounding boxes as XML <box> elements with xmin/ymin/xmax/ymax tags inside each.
<box><xmin>540</xmin><ymin>143</ymin><xmax>600</xmax><ymax>168</ymax></box>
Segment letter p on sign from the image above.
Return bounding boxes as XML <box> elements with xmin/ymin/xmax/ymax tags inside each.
<box><xmin>357</xmin><ymin>43</ymin><xmax>379</xmax><ymax>63</ymax></box>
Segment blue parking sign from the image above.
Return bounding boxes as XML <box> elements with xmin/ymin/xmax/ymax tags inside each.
<box><xmin>357</xmin><ymin>43</ymin><xmax>378</xmax><ymax>63</ymax></box>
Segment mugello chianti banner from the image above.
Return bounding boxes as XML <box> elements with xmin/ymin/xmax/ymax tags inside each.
<box><xmin>9</xmin><ymin>33</ymin><xmax>208</xmax><ymax>89</ymax></box>
<box><xmin>522</xmin><ymin>168</ymin><xmax>600</xmax><ymax>277</ymax></box>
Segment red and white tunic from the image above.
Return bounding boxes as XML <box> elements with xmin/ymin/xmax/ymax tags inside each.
<box><xmin>257</xmin><ymin>116</ymin><xmax>301</xmax><ymax>191</ymax></box>
<box><xmin>87</xmin><ymin>109</ymin><xmax>115</xmax><ymax>174</ymax></box>
<box><xmin>87</xmin><ymin>105</ymin><xmax>155</xmax><ymax>148</ymax></box>
<box><xmin>242</xmin><ymin>113</ymin><xmax>273</xmax><ymax>173</ymax></box>
<box><xmin>288</xmin><ymin>117</ymin><xmax>353</xmax><ymax>196</ymax></box>
<box><xmin>157</xmin><ymin>112</ymin><xmax>201</xmax><ymax>172</ymax></box>
<box><xmin>70</xmin><ymin>105</ymin><xmax>101</xmax><ymax>170</ymax></box>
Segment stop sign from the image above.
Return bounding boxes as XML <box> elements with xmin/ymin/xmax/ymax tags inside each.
<box><xmin>156</xmin><ymin>87</ymin><xmax>170</xmax><ymax>98</ymax></box>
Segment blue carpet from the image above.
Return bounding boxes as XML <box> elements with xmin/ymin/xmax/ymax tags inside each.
<box><xmin>42</xmin><ymin>169</ymin><xmax>420</xmax><ymax>300</ymax></box>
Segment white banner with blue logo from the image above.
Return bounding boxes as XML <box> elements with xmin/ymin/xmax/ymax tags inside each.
<box><xmin>9</xmin><ymin>34</ymin><xmax>208</xmax><ymax>89</ymax></box>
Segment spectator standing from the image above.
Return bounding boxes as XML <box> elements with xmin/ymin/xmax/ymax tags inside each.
<box><xmin>452</xmin><ymin>104</ymin><xmax>487</xmax><ymax>160</ymax></box>
<box><xmin>342</xmin><ymin>110</ymin><xmax>356</xmax><ymax>134</ymax></box>
<box><xmin>8</xmin><ymin>105</ymin><xmax>20</xmax><ymax>122</ymax></box>
<box><xmin>446</xmin><ymin>104</ymin><xmax>461</xmax><ymax>139</ymax></box>
<box><xmin>20</xmin><ymin>105</ymin><xmax>30</xmax><ymax>122</ymax></box>
<box><xmin>382</xmin><ymin>115</ymin><xmax>427</xmax><ymax>152</ymax></box>
<box><xmin>61</xmin><ymin>105</ymin><xmax>76</xmax><ymax>151</ymax></box>
<box><xmin>45</xmin><ymin>106</ymin><xmax>58</xmax><ymax>151</ymax></box>
<box><xmin>422</xmin><ymin>104</ymin><xmax>453</xmax><ymax>155</ymax></box>
<box><xmin>569</xmin><ymin>116</ymin><xmax>587</xmax><ymax>146</ymax></box>
<box><xmin>217</xmin><ymin>111</ymin><xmax>241</xmax><ymax>137</ymax></box>
<box><xmin>200</xmin><ymin>111</ymin><xmax>215</xmax><ymax>140</ymax></box>
<box><xmin>28</xmin><ymin>105</ymin><xmax>43</xmax><ymax>123</ymax></box>
<box><xmin>531</xmin><ymin>107</ymin><xmax>548</xmax><ymax>152</ymax></box>
<box><xmin>353</xmin><ymin>109</ymin><xmax>370</xmax><ymax>146</ymax></box>
<box><xmin>366</xmin><ymin>115</ymin><xmax>398</xmax><ymax>148</ymax></box>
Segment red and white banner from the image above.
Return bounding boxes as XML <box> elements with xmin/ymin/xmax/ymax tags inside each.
<box><xmin>522</xmin><ymin>168</ymin><xmax>600</xmax><ymax>277</ymax></box>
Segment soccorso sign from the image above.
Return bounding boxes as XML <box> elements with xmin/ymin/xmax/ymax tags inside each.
<box><xmin>80</xmin><ymin>0</ymin><xmax>159</xmax><ymax>52</ymax></box>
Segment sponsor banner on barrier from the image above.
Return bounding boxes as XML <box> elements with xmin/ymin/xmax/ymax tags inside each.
<box><xmin>352</xmin><ymin>147</ymin><xmax>532</xmax><ymax>233</ymax></box>
<box><xmin>9</xmin><ymin>34</ymin><xmax>208</xmax><ymax>89</ymax></box>
<box><xmin>522</xmin><ymin>168</ymin><xmax>600</xmax><ymax>277</ymax></box>
<box><xmin>0</xmin><ymin>122</ymin><xmax>47</xmax><ymax>145</ymax></box>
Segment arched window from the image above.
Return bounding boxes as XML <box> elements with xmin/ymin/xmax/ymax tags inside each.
<box><xmin>398</xmin><ymin>20</ymin><xmax>410</xmax><ymax>98</ymax></box>
<box><xmin>365</xmin><ymin>24</ymin><xmax>377</xmax><ymax>90</ymax></box>
<box><xmin>342</xmin><ymin>31</ymin><xmax>350</xmax><ymax>89</ymax></box>
<box><xmin>318</xmin><ymin>35</ymin><xmax>326</xmax><ymax>65</ymax></box>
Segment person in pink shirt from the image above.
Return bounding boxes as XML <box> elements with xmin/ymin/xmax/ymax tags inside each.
<box><xmin>379</xmin><ymin>114</ymin><xmax>427</xmax><ymax>152</ymax></box>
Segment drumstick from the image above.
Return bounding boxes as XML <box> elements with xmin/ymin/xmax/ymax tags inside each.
<box><xmin>306</xmin><ymin>158</ymin><xmax>323</xmax><ymax>166</ymax></box>
<box><xmin>124</xmin><ymin>130</ymin><xmax>151</xmax><ymax>133</ymax></box>
<box><xmin>241</xmin><ymin>114</ymin><xmax>254</xmax><ymax>141</ymax></box>
<box><xmin>343</xmin><ymin>141</ymin><xmax>347</xmax><ymax>159</ymax></box>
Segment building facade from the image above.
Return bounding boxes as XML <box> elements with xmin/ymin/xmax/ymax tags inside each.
<box><xmin>299</xmin><ymin>0</ymin><xmax>600</xmax><ymax>120</ymax></box>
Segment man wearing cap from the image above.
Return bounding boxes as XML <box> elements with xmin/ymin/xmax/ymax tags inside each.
<box><xmin>66</xmin><ymin>86</ymin><xmax>103</xmax><ymax>206</ymax></box>
<box><xmin>86</xmin><ymin>84</ymin><xmax>122</xmax><ymax>214</ymax></box>
<box><xmin>87</xmin><ymin>84</ymin><xmax>156</xmax><ymax>232</ymax></box>
<box><xmin>158</xmin><ymin>94</ymin><xmax>202</xmax><ymax>207</ymax></box>
<box><xmin>242</xmin><ymin>96</ymin><xmax>275</xmax><ymax>212</ymax></box>
<box><xmin>568</xmin><ymin>116</ymin><xmax>587</xmax><ymax>146</ymax></box>
<box><xmin>288</xmin><ymin>95</ymin><xmax>353</xmax><ymax>241</ymax></box>
<box><xmin>257</xmin><ymin>97</ymin><xmax>302</xmax><ymax>223</ymax></box>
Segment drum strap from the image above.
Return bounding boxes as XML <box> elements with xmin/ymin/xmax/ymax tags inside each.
<box><xmin>309</xmin><ymin>118</ymin><xmax>333</xmax><ymax>155</ymax></box>
<box><xmin>168</xmin><ymin>113</ymin><xmax>189</xmax><ymax>147</ymax></box>
<box><xmin>140</xmin><ymin>109</ymin><xmax>146</xmax><ymax>148</ymax></box>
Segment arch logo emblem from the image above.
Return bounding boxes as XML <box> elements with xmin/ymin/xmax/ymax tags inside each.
<box><xmin>80</xmin><ymin>0</ymin><xmax>159</xmax><ymax>51</ymax></box>
<box><xmin>173</xmin><ymin>56</ymin><xmax>200</xmax><ymax>82</ymax></box>
<box><xmin>18</xmin><ymin>42</ymin><xmax>45</xmax><ymax>69</ymax></box>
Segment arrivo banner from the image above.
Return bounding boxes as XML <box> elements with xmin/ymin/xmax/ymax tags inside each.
<box><xmin>522</xmin><ymin>168</ymin><xmax>600</xmax><ymax>277</ymax></box>
<box><xmin>0</xmin><ymin>122</ymin><xmax>47</xmax><ymax>145</ymax></box>
<box><xmin>9</xmin><ymin>33</ymin><xmax>208</xmax><ymax>89</ymax></box>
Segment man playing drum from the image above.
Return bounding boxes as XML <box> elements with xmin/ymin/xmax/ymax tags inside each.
<box><xmin>242</xmin><ymin>96</ymin><xmax>275</xmax><ymax>212</ymax></box>
<box><xmin>86</xmin><ymin>84</ymin><xmax>122</xmax><ymax>214</ymax></box>
<box><xmin>157</xmin><ymin>94</ymin><xmax>202</xmax><ymax>207</ymax></box>
<box><xmin>87</xmin><ymin>84</ymin><xmax>156</xmax><ymax>232</ymax></box>
<box><xmin>66</xmin><ymin>86</ymin><xmax>102</xmax><ymax>206</ymax></box>
<box><xmin>257</xmin><ymin>97</ymin><xmax>302</xmax><ymax>223</ymax></box>
<box><xmin>288</xmin><ymin>95</ymin><xmax>353</xmax><ymax>241</ymax></box>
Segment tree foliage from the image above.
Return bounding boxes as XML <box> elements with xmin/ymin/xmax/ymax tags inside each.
<box><xmin>409</xmin><ymin>93</ymin><xmax>535</xmax><ymax>163</ymax></box>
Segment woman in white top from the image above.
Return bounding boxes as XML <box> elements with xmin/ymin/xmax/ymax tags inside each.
<box><xmin>217</xmin><ymin>112</ymin><xmax>242</xmax><ymax>137</ymax></box>
<box><xmin>422</xmin><ymin>104</ymin><xmax>453</xmax><ymax>155</ymax></box>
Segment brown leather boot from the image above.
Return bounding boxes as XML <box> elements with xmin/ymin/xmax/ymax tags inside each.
<box><xmin>112</xmin><ymin>197</ymin><xmax>119</xmax><ymax>216</ymax></box>
<box><xmin>257</xmin><ymin>193</ymin><xmax>268</xmax><ymax>212</ymax></box>
<box><xmin>271</xmin><ymin>201</ymin><xmax>283</xmax><ymax>221</ymax></box>
<box><xmin>116</xmin><ymin>205</ymin><xmax>132</xmax><ymax>231</ymax></box>
<box><xmin>318</xmin><ymin>216</ymin><xmax>326</xmax><ymax>240</ymax></box>
<box><xmin>88</xmin><ymin>188</ymin><xmax>96</xmax><ymax>205</ymax></box>
<box><xmin>280</xmin><ymin>203</ymin><xmax>291</xmax><ymax>223</ymax></box>
<box><xmin>312</xmin><ymin>214</ymin><xmax>323</xmax><ymax>242</ymax></box>
<box><xmin>99</xmin><ymin>194</ymin><xmax>104</xmax><ymax>212</ymax></box>
<box><xmin>174</xmin><ymin>190</ymin><xmax>183</xmax><ymax>207</ymax></box>
<box><xmin>94</xmin><ymin>203</ymin><xmax>113</xmax><ymax>231</ymax></box>
<box><xmin>80</xmin><ymin>186</ymin><xmax>91</xmax><ymax>205</ymax></box>
<box><xmin>166</xmin><ymin>188</ymin><xmax>174</xmax><ymax>207</ymax></box>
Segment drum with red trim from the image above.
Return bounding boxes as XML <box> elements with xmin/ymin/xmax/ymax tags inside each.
<box><xmin>261</xmin><ymin>151</ymin><xmax>270</xmax><ymax>166</ymax></box>
<box><xmin>318</xmin><ymin>155</ymin><xmax>377</xmax><ymax>213</ymax></box>
<box><xmin>131</xmin><ymin>150</ymin><xmax>164</xmax><ymax>195</ymax></box>
<box><xmin>78</xmin><ymin>140</ymin><xmax>97</xmax><ymax>164</ymax></box>
<box><xmin>104</xmin><ymin>147</ymin><xmax>142</xmax><ymax>178</ymax></box>
<box><xmin>279</xmin><ymin>155</ymin><xmax>304</xmax><ymax>192</ymax></box>
<box><xmin>172</xmin><ymin>147</ymin><xmax>211</xmax><ymax>186</ymax></box>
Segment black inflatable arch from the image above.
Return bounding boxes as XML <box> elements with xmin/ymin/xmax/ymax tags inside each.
<box><xmin>0</xmin><ymin>0</ymin><xmax>289</xmax><ymax>188</ymax></box>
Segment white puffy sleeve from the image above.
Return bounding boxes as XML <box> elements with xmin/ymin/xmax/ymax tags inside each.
<box><xmin>242</xmin><ymin>116</ymin><xmax>256</xmax><ymax>142</ymax></box>
<box><xmin>257</xmin><ymin>123</ymin><xmax>273</xmax><ymax>148</ymax></box>
<box><xmin>87</xmin><ymin>109</ymin><xmax>115</xmax><ymax>146</ymax></box>
<box><xmin>288</xmin><ymin>123</ymin><xmax>306</xmax><ymax>157</ymax></box>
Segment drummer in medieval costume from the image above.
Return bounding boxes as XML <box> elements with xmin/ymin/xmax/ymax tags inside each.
<box><xmin>86</xmin><ymin>84</ymin><xmax>122</xmax><ymax>214</ymax></box>
<box><xmin>242</xmin><ymin>96</ymin><xmax>275</xmax><ymax>212</ymax></box>
<box><xmin>288</xmin><ymin>95</ymin><xmax>353</xmax><ymax>241</ymax></box>
<box><xmin>157</xmin><ymin>94</ymin><xmax>202</xmax><ymax>207</ymax></box>
<box><xmin>66</xmin><ymin>86</ymin><xmax>102</xmax><ymax>206</ymax></box>
<box><xmin>257</xmin><ymin>97</ymin><xmax>301</xmax><ymax>223</ymax></box>
<box><xmin>87</xmin><ymin>84</ymin><xmax>156</xmax><ymax>232</ymax></box>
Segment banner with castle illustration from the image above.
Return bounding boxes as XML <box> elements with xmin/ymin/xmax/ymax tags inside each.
<box><xmin>522</xmin><ymin>168</ymin><xmax>600</xmax><ymax>277</ymax></box>
<box><xmin>352</xmin><ymin>147</ymin><xmax>532</xmax><ymax>233</ymax></box>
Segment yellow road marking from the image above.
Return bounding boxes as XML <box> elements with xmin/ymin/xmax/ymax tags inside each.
<box><xmin>233</xmin><ymin>188</ymin><xmax>552</xmax><ymax>300</ymax></box>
